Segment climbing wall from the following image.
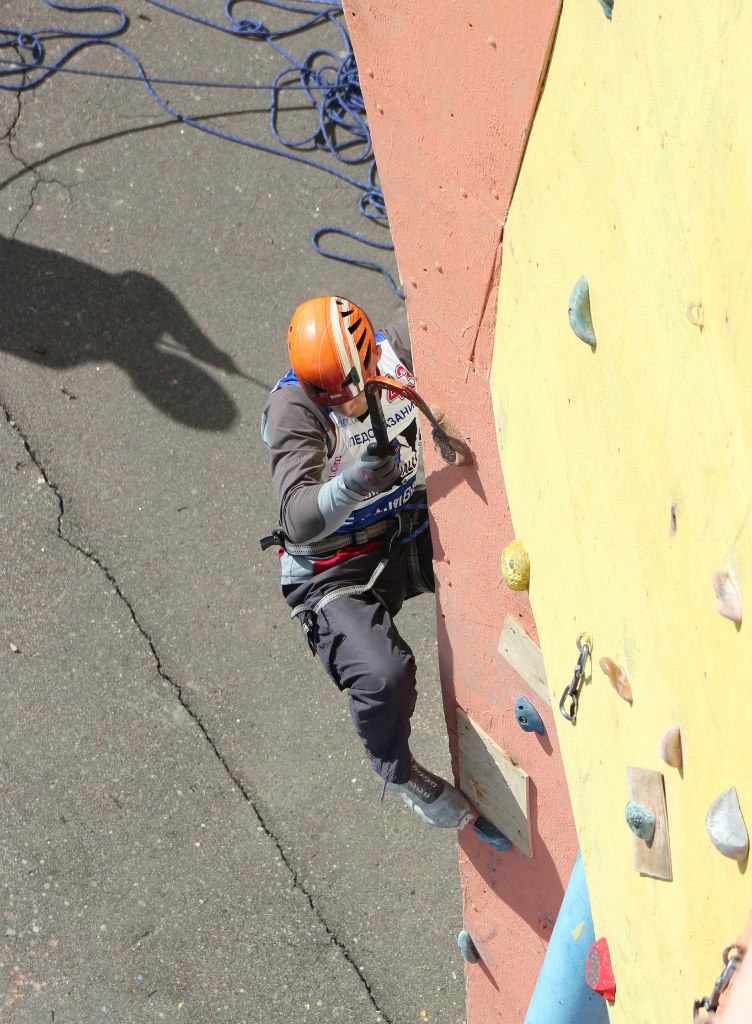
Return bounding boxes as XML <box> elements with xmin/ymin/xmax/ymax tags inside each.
<box><xmin>343</xmin><ymin>3</ymin><xmax>588</xmax><ymax>1023</ymax></box>
<box><xmin>491</xmin><ymin>2</ymin><xmax>752</xmax><ymax>1021</ymax></box>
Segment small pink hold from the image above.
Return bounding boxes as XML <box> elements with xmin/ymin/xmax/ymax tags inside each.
<box><xmin>460</xmin><ymin>188</ymin><xmax>468</xmax><ymax>198</ymax></box>
<box><xmin>712</xmin><ymin>570</ymin><xmax>742</xmax><ymax>625</ymax></box>
<box><xmin>487</xmin><ymin>36</ymin><xmax>497</xmax><ymax>48</ymax></box>
<box><xmin>599</xmin><ymin>657</ymin><xmax>633</xmax><ymax>705</ymax></box>
<box><xmin>376</xmin><ymin>104</ymin><xmax>384</xmax><ymax>115</ymax></box>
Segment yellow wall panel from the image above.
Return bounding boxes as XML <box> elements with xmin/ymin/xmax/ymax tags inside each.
<box><xmin>492</xmin><ymin>2</ymin><xmax>752</xmax><ymax>1020</ymax></box>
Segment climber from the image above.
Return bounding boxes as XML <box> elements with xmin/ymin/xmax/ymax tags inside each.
<box><xmin>260</xmin><ymin>295</ymin><xmax>509</xmax><ymax>849</ymax></box>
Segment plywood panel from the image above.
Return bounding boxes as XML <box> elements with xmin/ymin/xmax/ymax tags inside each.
<box><xmin>498</xmin><ymin>615</ymin><xmax>550</xmax><ymax>706</ymax></box>
<box><xmin>626</xmin><ymin>767</ymin><xmax>672</xmax><ymax>882</ymax></box>
<box><xmin>457</xmin><ymin>709</ymin><xmax>532</xmax><ymax>857</ymax></box>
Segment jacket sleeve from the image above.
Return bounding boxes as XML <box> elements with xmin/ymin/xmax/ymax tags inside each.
<box><xmin>261</xmin><ymin>388</ymin><xmax>361</xmax><ymax>543</ymax></box>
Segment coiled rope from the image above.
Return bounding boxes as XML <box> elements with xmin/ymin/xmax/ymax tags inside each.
<box><xmin>0</xmin><ymin>0</ymin><xmax>402</xmax><ymax>296</ymax></box>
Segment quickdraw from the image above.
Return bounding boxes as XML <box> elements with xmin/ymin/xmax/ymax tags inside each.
<box><xmin>693</xmin><ymin>944</ymin><xmax>745</xmax><ymax>1020</ymax></box>
<box><xmin>559</xmin><ymin>632</ymin><xmax>593</xmax><ymax>723</ymax></box>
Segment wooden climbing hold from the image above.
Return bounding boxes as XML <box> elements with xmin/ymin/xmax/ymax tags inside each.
<box><xmin>660</xmin><ymin>725</ymin><xmax>682</xmax><ymax>770</ymax></box>
<box><xmin>586</xmin><ymin>937</ymin><xmax>616</xmax><ymax>1001</ymax></box>
<box><xmin>598</xmin><ymin>657</ymin><xmax>633</xmax><ymax>704</ymax></box>
<box><xmin>706</xmin><ymin>787</ymin><xmax>749</xmax><ymax>862</ymax></box>
<box><xmin>501</xmin><ymin>539</ymin><xmax>530</xmax><ymax>591</ymax></box>
<box><xmin>568</xmin><ymin>276</ymin><xmax>597</xmax><ymax>349</ymax></box>
<box><xmin>626</xmin><ymin>767</ymin><xmax>672</xmax><ymax>880</ymax></box>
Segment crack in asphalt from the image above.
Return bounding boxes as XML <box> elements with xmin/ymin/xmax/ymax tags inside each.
<box><xmin>1</xmin><ymin>89</ymin><xmax>22</xmax><ymax>142</ymax></box>
<box><xmin>6</xmin><ymin>95</ymin><xmax>78</xmax><ymax>239</ymax></box>
<box><xmin>1</xmin><ymin>399</ymin><xmax>391</xmax><ymax>1023</ymax></box>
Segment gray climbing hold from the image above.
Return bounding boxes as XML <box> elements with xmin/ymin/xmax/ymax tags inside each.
<box><xmin>597</xmin><ymin>0</ymin><xmax>613</xmax><ymax>18</ymax></box>
<box><xmin>457</xmin><ymin>929</ymin><xmax>480</xmax><ymax>964</ymax></box>
<box><xmin>568</xmin><ymin>276</ymin><xmax>597</xmax><ymax>349</ymax></box>
<box><xmin>706</xmin><ymin>787</ymin><xmax>749</xmax><ymax>862</ymax></box>
<box><xmin>625</xmin><ymin>801</ymin><xmax>655</xmax><ymax>843</ymax></box>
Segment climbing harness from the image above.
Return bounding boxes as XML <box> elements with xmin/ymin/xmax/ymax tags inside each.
<box><xmin>559</xmin><ymin>632</ymin><xmax>592</xmax><ymax>723</ymax></box>
<box><xmin>259</xmin><ymin>517</ymin><xmax>395</xmax><ymax>556</ymax></box>
<box><xmin>693</xmin><ymin>943</ymin><xmax>745</xmax><ymax>1020</ymax></box>
<box><xmin>261</xmin><ymin>497</ymin><xmax>430</xmax><ymax>655</ymax></box>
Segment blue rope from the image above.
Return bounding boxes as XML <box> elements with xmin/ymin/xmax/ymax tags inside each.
<box><xmin>0</xmin><ymin>0</ymin><xmax>403</xmax><ymax>297</ymax></box>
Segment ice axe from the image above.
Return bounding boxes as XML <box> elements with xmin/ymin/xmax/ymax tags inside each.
<box><xmin>364</xmin><ymin>375</ymin><xmax>472</xmax><ymax>466</ymax></box>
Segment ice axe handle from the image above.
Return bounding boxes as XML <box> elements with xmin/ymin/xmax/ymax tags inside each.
<box><xmin>365</xmin><ymin>384</ymin><xmax>393</xmax><ymax>458</ymax></box>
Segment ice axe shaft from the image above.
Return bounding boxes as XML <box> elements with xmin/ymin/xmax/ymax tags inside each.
<box><xmin>364</xmin><ymin>376</ymin><xmax>472</xmax><ymax>466</ymax></box>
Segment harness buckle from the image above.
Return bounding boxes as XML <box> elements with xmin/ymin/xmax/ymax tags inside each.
<box><xmin>260</xmin><ymin>529</ymin><xmax>285</xmax><ymax>552</ymax></box>
<box><xmin>299</xmin><ymin>609</ymin><xmax>318</xmax><ymax>656</ymax></box>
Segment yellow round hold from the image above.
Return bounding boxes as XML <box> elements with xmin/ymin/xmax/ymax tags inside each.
<box><xmin>501</xmin><ymin>539</ymin><xmax>530</xmax><ymax>591</ymax></box>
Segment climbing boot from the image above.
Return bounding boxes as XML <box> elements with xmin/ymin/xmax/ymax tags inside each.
<box><xmin>388</xmin><ymin>760</ymin><xmax>475</xmax><ymax>830</ymax></box>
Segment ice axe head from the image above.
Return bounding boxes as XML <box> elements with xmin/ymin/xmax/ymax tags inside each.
<box><xmin>364</xmin><ymin>377</ymin><xmax>472</xmax><ymax>466</ymax></box>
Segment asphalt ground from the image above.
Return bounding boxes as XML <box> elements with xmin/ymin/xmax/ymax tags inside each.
<box><xmin>0</xmin><ymin>3</ymin><xmax>466</xmax><ymax>1022</ymax></box>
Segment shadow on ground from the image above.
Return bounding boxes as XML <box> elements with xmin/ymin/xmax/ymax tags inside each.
<box><xmin>0</xmin><ymin>235</ymin><xmax>246</xmax><ymax>430</ymax></box>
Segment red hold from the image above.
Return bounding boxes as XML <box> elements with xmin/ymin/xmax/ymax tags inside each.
<box><xmin>586</xmin><ymin>937</ymin><xmax>616</xmax><ymax>1002</ymax></box>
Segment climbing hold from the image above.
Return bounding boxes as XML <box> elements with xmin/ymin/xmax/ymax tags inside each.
<box><xmin>625</xmin><ymin>801</ymin><xmax>656</xmax><ymax>843</ymax></box>
<box><xmin>598</xmin><ymin>657</ymin><xmax>633</xmax><ymax>704</ymax></box>
<box><xmin>568</xmin><ymin>276</ymin><xmax>597</xmax><ymax>349</ymax></box>
<box><xmin>457</xmin><ymin>929</ymin><xmax>480</xmax><ymax>964</ymax></box>
<box><xmin>597</xmin><ymin>0</ymin><xmax>613</xmax><ymax>18</ymax></box>
<box><xmin>514</xmin><ymin>696</ymin><xmax>545</xmax><ymax>735</ymax></box>
<box><xmin>428</xmin><ymin>405</ymin><xmax>473</xmax><ymax>467</ymax></box>
<box><xmin>712</xmin><ymin>570</ymin><xmax>742</xmax><ymax>625</ymax></box>
<box><xmin>473</xmin><ymin>816</ymin><xmax>513</xmax><ymax>852</ymax></box>
<box><xmin>501</xmin><ymin>539</ymin><xmax>530</xmax><ymax>591</ymax></box>
<box><xmin>660</xmin><ymin>726</ymin><xmax>683</xmax><ymax>770</ymax></box>
<box><xmin>685</xmin><ymin>302</ymin><xmax>704</xmax><ymax>329</ymax></box>
<box><xmin>586</xmin><ymin>937</ymin><xmax>616</xmax><ymax>1001</ymax></box>
<box><xmin>670</xmin><ymin>503</ymin><xmax>678</xmax><ymax>536</ymax></box>
<box><xmin>706</xmin><ymin>787</ymin><xmax>749</xmax><ymax>862</ymax></box>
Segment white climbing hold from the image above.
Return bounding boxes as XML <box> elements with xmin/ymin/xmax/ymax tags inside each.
<box><xmin>706</xmin><ymin>787</ymin><xmax>749</xmax><ymax>862</ymax></box>
<box><xmin>712</xmin><ymin>570</ymin><xmax>742</xmax><ymax>625</ymax></box>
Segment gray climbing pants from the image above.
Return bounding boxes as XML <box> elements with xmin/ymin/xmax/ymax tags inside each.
<box><xmin>282</xmin><ymin>522</ymin><xmax>434</xmax><ymax>785</ymax></box>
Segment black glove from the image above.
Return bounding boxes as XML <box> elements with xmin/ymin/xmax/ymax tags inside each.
<box><xmin>341</xmin><ymin>447</ymin><xmax>400</xmax><ymax>497</ymax></box>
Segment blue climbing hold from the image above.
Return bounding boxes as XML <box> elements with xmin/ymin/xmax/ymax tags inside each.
<box><xmin>473</xmin><ymin>816</ymin><xmax>513</xmax><ymax>851</ymax></box>
<box><xmin>457</xmin><ymin>929</ymin><xmax>480</xmax><ymax>964</ymax></box>
<box><xmin>597</xmin><ymin>0</ymin><xmax>614</xmax><ymax>18</ymax></box>
<box><xmin>568</xmin><ymin>276</ymin><xmax>597</xmax><ymax>349</ymax></box>
<box><xmin>515</xmin><ymin>696</ymin><xmax>545</xmax><ymax>735</ymax></box>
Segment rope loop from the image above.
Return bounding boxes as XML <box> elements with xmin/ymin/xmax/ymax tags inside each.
<box><xmin>0</xmin><ymin>0</ymin><xmax>402</xmax><ymax>295</ymax></box>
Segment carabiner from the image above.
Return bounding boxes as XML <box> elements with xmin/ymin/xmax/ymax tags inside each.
<box><xmin>559</xmin><ymin>633</ymin><xmax>592</xmax><ymax>723</ymax></box>
<box><xmin>693</xmin><ymin>944</ymin><xmax>745</xmax><ymax>1019</ymax></box>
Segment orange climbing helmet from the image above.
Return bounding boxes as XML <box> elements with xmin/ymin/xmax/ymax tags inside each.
<box><xmin>287</xmin><ymin>296</ymin><xmax>378</xmax><ymax>406</ymax></box>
